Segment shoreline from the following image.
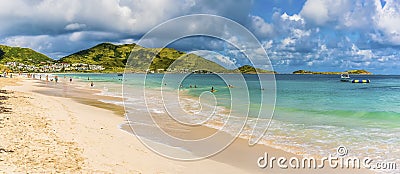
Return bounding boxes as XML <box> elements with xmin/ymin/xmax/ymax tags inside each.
<box><xmin>0</xmin><ymin>76</ymin><xmax>373</xmax><ymax>173</ymax></box>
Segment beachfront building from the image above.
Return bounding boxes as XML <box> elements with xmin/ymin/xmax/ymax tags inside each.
<box><xmin>4</xmin><ymin>61</ymin><xmax>105</xmax><ymax>72</ymax></box>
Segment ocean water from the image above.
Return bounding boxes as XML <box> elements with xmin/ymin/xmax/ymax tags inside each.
<box><xmin>66</xmin><ymin>73</ymin><xmax>399</xmax><ymax>172</ymax></box>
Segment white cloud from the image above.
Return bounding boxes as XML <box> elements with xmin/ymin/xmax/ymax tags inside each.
<box><xmin>281</xmin><ymin>13</ymin><xmax>304</xmax><ymax>24</ymax></box>
<box><xmin>351</xmin><ymin>44</ymin><xmax>374</xmax><ymax>60</ymax></box>
<box><xmin>371</xmin><ymin>0</ymin><xmax>400</xmax><ymax>45</ymax></box>
<box><xmin>262</xmin><ymin>40</ymin><xmax>273</xmax><ymax>50</ymax></box>
<box><xmin>65</xmin><ymin>23</ymin><xmax>87</xmax><ymax>31</ymax></box>
<box><xmin>300</xmin><ymin>0</ymin><xmax>351</xmax><ymax>26</ymax></box>
<box><xmin>249</xmin><ymin>15</ymin><xmax>274</xmax><ymax>38</ymax></box>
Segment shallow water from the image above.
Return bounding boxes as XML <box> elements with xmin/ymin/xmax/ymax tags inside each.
<box><xmin>65</xmin><ymin>73</ymin><xmax>400</xmax><ymax>173</ymax></box>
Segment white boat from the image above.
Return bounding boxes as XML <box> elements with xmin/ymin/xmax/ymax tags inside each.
<box><xmin>340</xmin><ymin>73</ymin><xmax>350</xmax><ymax>82</ymax></box>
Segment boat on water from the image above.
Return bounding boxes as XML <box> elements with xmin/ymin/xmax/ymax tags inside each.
<box><xmin>340</xmin><ymin>73</ymin><xmax>351</xmax><ymax>82</ymax></box>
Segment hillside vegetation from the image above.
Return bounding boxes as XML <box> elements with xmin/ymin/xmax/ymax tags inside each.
<box><xmin>1</xmin><ymin>43</ymin><xmax>279</xmax><ymax>74</ymax></box>
<box><xmin>235</xmin><ymin>65</ymin><xmax>277</xmax><ymax>74</ymax></box>
<box><xmin>0</xmin><ymin>45</ymin><xmax>53</xmax><ymax>65</ymax></box>
<box><xmin>62</xmin><ymin>43</ymin><xmax>229</xmax><ymax>72</ymax></box>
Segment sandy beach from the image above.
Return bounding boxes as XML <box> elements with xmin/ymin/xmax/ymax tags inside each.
<box><xmin>0</xmin><ymin>75</ymin><xmax>372</xmax><ymax>173</ymax></box>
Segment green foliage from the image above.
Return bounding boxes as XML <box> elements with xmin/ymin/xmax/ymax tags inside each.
<box><xmin>293</xmin><ymin>70</ymin><xmax>313</xmax><ymax>74</ymax></box>
<box><xmin>0</xmin><ymin>42</ymin><xmax>279</xmax><ymax>74</ymax></box>
<box><xmin>0</xmin><ymin>45</ymin><xmax>53</xmax><ymax>65</ymax></box>
<box><xmin>0</xmin><ymin>64</ymin><xmax>7</xmax><ymax>72</ymax></box>
<box><xmin>237</xmin><ymin>65</ymin><xmax>256</xmax><ymax>73</ymax></box>
<box><xmin>59</xmin><ymin>43</ymin><xmax>136</xmax><ymax>69</ymax></box>
<box><xmin>62</xmin><ymin>43</ymin><xmax>229</xmax><ymax>73</ymax></box>
<box><xmin>346</xmin><ymin>69</ymin><xmax>371</xmax><ymax>74</ymax></box>
<box><xmin>168</xmin><ymin>53</ymin><xmax>227</xmax><ymax>72</ymax></box>
<box><xmin>236</xmin><ymin>65</ymin><xmax>277</xmax><ymax>74</ymax></box>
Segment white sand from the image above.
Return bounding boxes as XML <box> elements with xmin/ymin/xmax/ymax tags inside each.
<box><xmin>0</xmin><ymin>77</ymin><xmax>373</xmax><ymax>173</ymax></box>
<box><xmin>1</xmin><ymin>78</ymin><xmax>248</xmax><ymax>173</ymax></box>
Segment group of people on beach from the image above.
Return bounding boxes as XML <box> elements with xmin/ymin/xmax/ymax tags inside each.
<box><xmin>1</xmin><ymin>71</ymin><xmax>11</xmax><ymax>78</ymax></box>
<box><xmin>23</xmin><ymin>73</ymin><xmax>95</xmax><ymax>87</ymax></box>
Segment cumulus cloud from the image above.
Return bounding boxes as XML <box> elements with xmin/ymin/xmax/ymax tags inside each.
<box><xmin>0</xmin><ymin>0</ymin><xmax>259</xmax><ymax>57</ymax></box>
<box><xmin>1</xmin><ymin>0</ymin><xmax>400</xmax><ymax>74</ymax></box>
<box><xmin>253</xmin><ymin>0</ymin><xmax>400</xmax><ymax>73</ymax></box>
<box><xmin>249</xmin><ymin>15</ymin><xmax>274</xmax><ymax>38</ymax></box>
<box><xmin>300</xmin><ymin>0</ymin><xmax>352</xmax><ymax>26</ymax></box>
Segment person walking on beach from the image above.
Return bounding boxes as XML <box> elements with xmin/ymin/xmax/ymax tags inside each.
<box><xmin>39</xmin><ymin>75</ymin><xmax>42</xmax><ymax>80</ymax></box>
<box><xmin>69</xmin><ymin>77</ymin><xmax>72</xmax><ymax>83</ymax></box>
<box><xmin>46</xmin><ymin>75</ymin><xmax>49</xmax><ymax>82</ymax></box>
<box><xmin>90</xmin><ymin>81</ymin><xmax>94</xmax><ymax>87</ymax></box>
<box><xmin>55</xmin><ymin>76</ymin><xmax>58</xmax><ymax>83</ymax></box>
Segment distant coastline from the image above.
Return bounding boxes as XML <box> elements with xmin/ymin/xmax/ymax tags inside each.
<box><xmin>292</xmin><ymin>69</ymin><xmax>372</xmax><ymax>75</ymax></box>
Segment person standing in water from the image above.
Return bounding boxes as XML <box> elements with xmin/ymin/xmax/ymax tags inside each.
<box><xmin>211</xmin><ymin>86</ymin><xmax>215</xmax><ymax>92</ymax></box>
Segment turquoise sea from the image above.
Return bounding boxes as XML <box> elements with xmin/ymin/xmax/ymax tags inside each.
<box><xmin>65</xmin><ymin>73</ymin><xmax>400</xmax><ymax>171</ymax></box>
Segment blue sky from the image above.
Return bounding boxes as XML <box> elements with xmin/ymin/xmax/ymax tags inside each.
<box><xmin>0</xmin><ymin>0</ymin><xmax>399</xmax><ymax>74</ymax></box>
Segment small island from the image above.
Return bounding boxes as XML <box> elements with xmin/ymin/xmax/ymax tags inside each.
<box><xmin>235</xmin><ymin>65</ymin><xmax>277</xmax><ymax>74</ymax></box>
<box><xmin>293</xmin><ymin>69</ymin><xmax>372</xmax><ymax>75</ymax></box>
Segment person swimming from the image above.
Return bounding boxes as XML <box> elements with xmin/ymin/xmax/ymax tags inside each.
<box><xmin>210</xmin><ymin>86</ymin><xmax>216</xmax><ymax>92</ymax></box>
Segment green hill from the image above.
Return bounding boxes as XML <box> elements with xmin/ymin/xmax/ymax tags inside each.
<box><xmin>235</xmin><ymin>65</ymin><xmax>277</xmax><ymax>74</ymax></box>
<box><xmin>158</xmin><ymin>53</ymin><xmax>227</xmax><ymax>72</ymax></box>
<box><xmin>0</xmin><ymin>43</ymin><xmax>279</xmax><ymax>74</ymax></box>
<box><xmin>0</xmin><ymin>45</ymin><xmax>53</xmax><ymax>65</ymax></box>
<box><xmin>346</xmin><ymin>69</ymin><xmax>372</xmax><ymax>74</ymax></box>
<box><xmin>61</xmin><ymin>43</ymin><xmax>229</xmax><ymax>73</ymax></box>
<box><xmin>59</xmin><ymin>43</ymin><xmax>135</xmax><ymax>72</ymax></box>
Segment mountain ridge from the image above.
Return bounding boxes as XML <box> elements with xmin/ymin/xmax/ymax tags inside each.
<box><xmin>0</xmin><ymin>45</ymin><xmax>53</xmax><ymax>65</ymax></box>
<box><xmin>1</xmin><ymin>43</ymin><xmax>276</xmax><ymax>74</ymax></box>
